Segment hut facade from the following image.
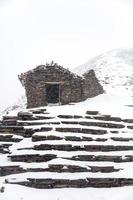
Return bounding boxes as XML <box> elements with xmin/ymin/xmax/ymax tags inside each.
<box><xmin>19</xmin><ymin>62</ymin><xmax>104</xmax><ymax>108</ymax></box>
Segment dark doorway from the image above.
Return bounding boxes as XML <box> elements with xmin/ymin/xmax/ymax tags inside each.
<box><xmin>46</xmin><ymin>84</ymin><xmax>60</xmax><ymax>104</ymax></box>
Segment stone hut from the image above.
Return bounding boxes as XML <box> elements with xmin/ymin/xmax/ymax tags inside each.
<box><xmin>19</xmin><ymin>62</ymin><xmax>104</xmax><ymax>108</ymax></box>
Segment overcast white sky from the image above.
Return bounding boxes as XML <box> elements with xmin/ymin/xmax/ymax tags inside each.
<box><xmin>0</xmin><ymin>0</ymin><xmax>133</xmax><ymax>109</ymax></box>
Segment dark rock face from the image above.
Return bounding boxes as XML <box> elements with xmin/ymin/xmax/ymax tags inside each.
<box><xmin>19</xmin><ymin>62</ymin><xmax>104</xmax><ymax>108</ymax></box>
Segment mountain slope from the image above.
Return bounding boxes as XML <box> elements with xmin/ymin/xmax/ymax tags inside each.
<box><xmin>0</xmin><ymin>96</ymin><xmax>26</xmax><ymax>119</ymax></box>
<box><xmin>73</xmin><ymin>49</ymin><xmax>133</xmax><ymax>95</ymax></box>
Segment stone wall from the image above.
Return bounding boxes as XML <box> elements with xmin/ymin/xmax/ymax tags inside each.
<box><xmin>19</xmin><ymin>62</ymin><xmax>104</xmax><ymax>108</ymax></box>
<box><xmin>83</xmin><ymin>70</ymin><xmax>104</xmax><ymax>99</ymax></box>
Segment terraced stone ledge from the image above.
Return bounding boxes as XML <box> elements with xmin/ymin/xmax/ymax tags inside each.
<box><xmin>6</xmin><ymin>178</ymin><xmax>133</xmax><ymax>188</ymax></box>
<box><xmin>0</xmin><ymin>164</ymin><xmax>121</xmax><ymax>176</ymax></box>
<box><xmin>0</xmin><ymin>166</ymin><xmax>25</xmax><ymax>176</ymax></box>
<box><xmin>68</xmin><ymin>155</ymin><xmax>133</xmax><ymax>163</ymax></box>
<box><xmin>32</xmin><ymin>134</ymin><xmax>108</xmax><ymax>142</ymax></box>
<box><xmin>0</xmin><ymin>143</ymin><xmax>12</xmax><ymax>154</ymax></box>
<box><xmin>33</xmin><ymin>144</ymin><xmax>133</xmax><ymax>152</ymax></box>
<box><xmin>56</xmin><ymin>128</ymin><xmax>107</xmax><ymax>135</ymax></box>
<box><xmin>8</xmin><ymin>154</ymin><xmax>57</xmax><ymax>163</ymax></box>
<box><xmin>0</xmin><ymin>134</ymin><xmax>23</xmax><ymax>142</ymax></box>
<box><xmin>79</xmin><ymin>122</ymin><xmax>125</xmax><ymax>129</ymax></box>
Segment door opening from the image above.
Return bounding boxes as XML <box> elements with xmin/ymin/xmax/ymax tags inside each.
<box><xmin>46</xmin><ymin>84</ymin><xmax>60</xmax><ymax>104</ymax></box>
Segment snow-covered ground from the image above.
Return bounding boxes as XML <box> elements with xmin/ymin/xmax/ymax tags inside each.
<box><xmin>1</xmin><ymin>185</ymin><xmax>133</xmax><ymax>200</ymax></box>
<box><xmin>73</xmin><ymin>48</ymin><xmax>133</xmax><ymax>96</ymax></box>
<box><xmin>7</xmin><ymin>93</ymin><xmax>133</xmax><ymax>119</ymax></box>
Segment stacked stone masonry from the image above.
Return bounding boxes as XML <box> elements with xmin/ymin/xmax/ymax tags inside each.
<box><xmin>19</xmin><ymin>62</ymin><xmax>104</xmax><ymax>108</ymax></box>
<box><xmin>1</xmin><ymin>109</ymin><xmax>133</xmax><ymax>189</ymax></box>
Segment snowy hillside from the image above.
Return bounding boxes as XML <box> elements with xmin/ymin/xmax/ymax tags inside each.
<box><xmin>73</xmin><ymin>49</ymin><xmax>133</xmax><ymax>95</ymax></box>
<box><xmin>0</xmin><ymin>96</ymin><xmax>26</xmax><ymax>119</ymax></box>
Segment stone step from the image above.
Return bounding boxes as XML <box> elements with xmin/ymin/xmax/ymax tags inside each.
<box><xmin>68</xmin><ymin>155</ymin><xmax>133</xmax><ymax>163</ymax></box>
<box><xmin>2</xmin><ymin>116</ymin><xmax>18</xmax><ymax>121</ymax></box>
<box><xmin>0</xmin><ymin>143</ymin><xmax>12</xmax><ymax>154</ymax></box>
<box><xmin>6</xmin><ymin>178</ymin><xmax>133</xmax><ymax>188</ymax></box>
<box><xmin>17</xmin><ymin>121</ymin><xmax>60</xmax><ymax>126</ymax></box>
<box><xmin>29</xmin><ymin>109</ymin><xmax>47</xmax><ymax>114</ymax></box>
<box><xmin>17</xmin><ymin>111</ymin><xmax>33</xmax><ymax>120</ymax></box>
<box><xmin>17</xmin><ymin>111</ymin><xmax>54</xmax><ymax>121</ymax></box>
<box><xmin>58</xmin><ymin>115</ymin><xmax>83</xmax><ymax>119</ymax></box>
<box><xmin>95</xmin><ymin>138</ymin><xmax>108</xmax><ymax>142</ymax></box>
<box><xmin>14</xmin><ymin>127</ymin><xmax>53</xmax><ymax>138</ymax></box>
<box><xmin>0</xmin><ymin>165</ymin><xmax>25</xmax><ymax>176</ymax></box>
<box><xmin>27</xmin><ymin>165</ymin><xmax>90</xmax><ymax>173</ymax></box>
<box><xmin>61</xmin><ymin>121</ymin><xmax>125</xmax><ymax>129</ymax></box>
<box><xmin>127</xmin><ymin>126</ymin><xmax>133</xmax><ymax>129</ymax></box>
<box><xmin>0</xmin><ymin>126</ymin><xmax>25</xmax><ymax>134</ymax></box>
<box><xmin>33</xmin><ymin>144</ymin><xmax>133</xmax><ymax>152</ymax></box>
<box><xmin>61</xmin><ymin>121</ymin><xmax>79</xmax><ymax>125</ymax></box>
<box><xmin>47</xmin><ymin>164</ymin><xmax>120</xmax><ymax>173</ymax></box>
<box><xmin>0</xmin><ymin>126</ymin><xmax>24</xmax><ymax>130</ymax></box>
<box><xmin>123</xmin><ymin>119</ymin><xmax>133</xmax><ymax>123</ymax></box>
<box><xmin>32</xmin><ymin>134</ymin><xmax>108</xmax><ymax>142</ymax></box>
<box><xmin>55</xmin><ymin>128</ymin><xmax>107</xmax><ymax>135</ymax></box>
<box><xmin>56</xmin><ymin>127</ymin><xmax>82</xmax><ymax>133</ymax></box>
<box><xmin>110</xmin><ymin>131</ymin><xmax>118</xmax><ymax>134</ymax></box>
<box><xmin>79</xmin><ymin>121</ymin><xmax>125</xmax><ymax>129</ymax></box>
<box><xmin>110</xmin><ymin>137</ymin><xmax>133</xmax><ymax>142</ymax></box>
<box><xmin>66</xmin><ymin>136</ymin><xmax>107</xmax><ymax>142</ymax></box>
<box><xmin>65</xmin><ymin>136</ymin><xmax>107</xmax><ymax>142</ymax></box>
<box><xmin>32</xmin><ymin>135</ymin><xmax>63</xmax><ymax>142</ymax></box>
<box><xmin>19</xmin><ymin>116</ymin><xmax>55</xmax><ymax>121</ymax></box>
<box><xmin>2</xmin><ymin>119</ymin><xmax>17</xmax><ymax>126</ymax></box>
<box><xmin>16</xmin><ymin>127</ymin><xmax>53</xmax><ymax>138</ymax></box>
<box><xmin>0</xmin><ymin>127</ymin><xmax>33</xmax><ymax>137</ymax></box>
<box><xmin>86</xmin><ymin>111</ymin><xmax>99</xmax><ymax>115</ymax></box>
<box><xmin>32</xmin><ymin>116</ymin><xmax>55</xmax><ymax>120</ymax></box>
<box><xmin>8</xmin><ymin>154</ymin><xmax>57</xmax><ymax>162</ymax></box>
<box><xmin>33</xmin><ymin>127</ymin><xmax>53</xmax><ymax>133</ymax></box>
<box><xmin>0</xmin><ymin>164</ymin><xmax>121</xmax><ymax>176</ymax></box>
<box><xmin>86</xmin><ymin>116</ymin><xmax>122</xmax><ymax>122</ymax></box>
<box><xmin>0</xmin><ymin>134</ymin><xmax>23</xmax><ymax>142</ymax></box>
